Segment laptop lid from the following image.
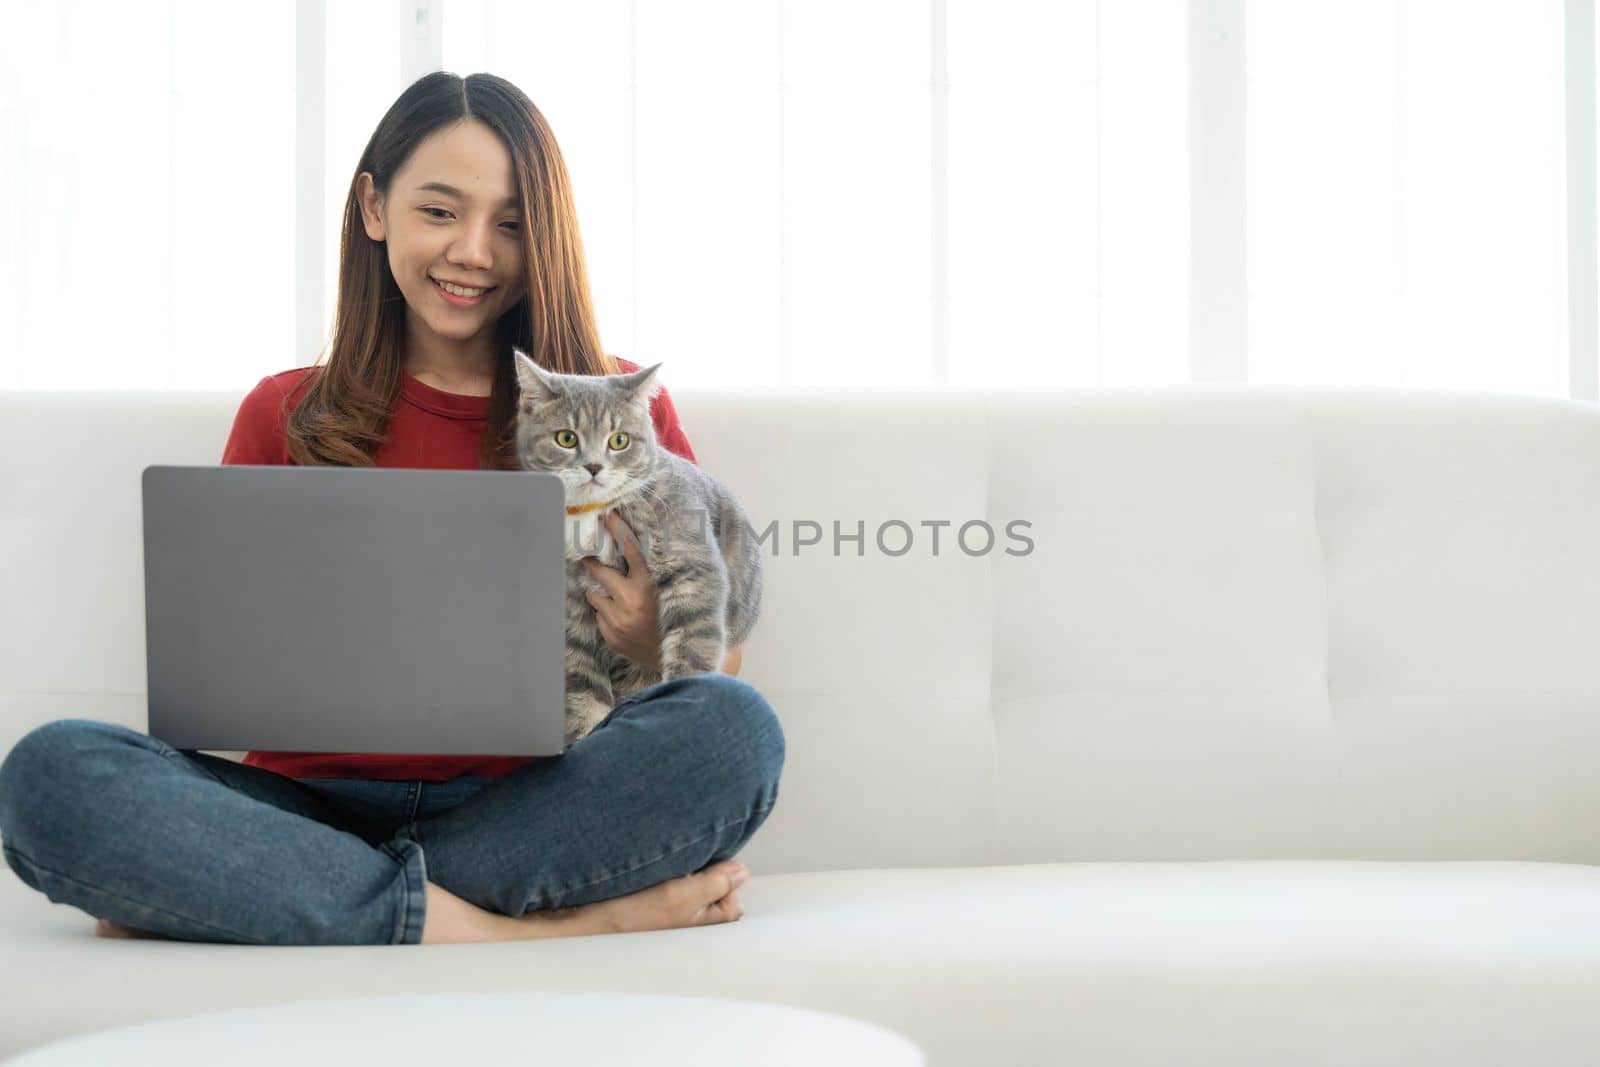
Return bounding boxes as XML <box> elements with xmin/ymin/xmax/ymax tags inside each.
<box><xmin>140</xmin><ymin>465</ymin><xmax>567</xmax><ymax>757</ymax></box>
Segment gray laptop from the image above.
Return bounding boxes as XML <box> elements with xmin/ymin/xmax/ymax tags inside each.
<box><xmin>140</xmin><ymin>465</ymin><xmax>568</xmax><ymax>757</ymax></box>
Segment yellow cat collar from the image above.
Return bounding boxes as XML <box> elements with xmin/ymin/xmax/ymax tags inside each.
<box><xmin>565</xmin><ymin>498</ymin><xmax>620</xmax><ymax>516</ymax></box>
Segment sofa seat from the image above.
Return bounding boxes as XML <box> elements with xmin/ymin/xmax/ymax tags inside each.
<box><xmin>6</xmin><ymin>857</ymin><xmax>1600</xmax><ymax>1064</ymax></box>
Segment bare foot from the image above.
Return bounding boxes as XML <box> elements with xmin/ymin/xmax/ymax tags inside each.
<box><xmin>577</xmin><ymin>860</ymin><xmax>749</xmax><ymax>935</ymax></box>
<box><xmin>94</xmin><ymin>918</ymin><xmax>174</xmax><ymax>940</ymax></box>
<box><xmin>93</xmin><ymin>864</ymin><xmax>751</xmax><ymax>943</ymax></box>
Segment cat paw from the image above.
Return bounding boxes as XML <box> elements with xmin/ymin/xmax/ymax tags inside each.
<box><xmin>564</xmin><ymin>693</ymin><xmax>616</xmax><ymax>746</ymax></box>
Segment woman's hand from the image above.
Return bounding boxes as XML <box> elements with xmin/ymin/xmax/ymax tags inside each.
<box><xmin>582</xmin><ymin>511</ymin><xmax>663</xmax><ymax>672</ymax></box>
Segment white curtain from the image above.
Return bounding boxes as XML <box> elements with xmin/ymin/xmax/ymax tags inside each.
<box><xmin>0</xmin><ymin>0</ymin><xmax>1586</xmax><ymax>401</ymax></box>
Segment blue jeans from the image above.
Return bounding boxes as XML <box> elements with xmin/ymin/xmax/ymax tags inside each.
<box><xmin>0</xmin><ymin>674</ymin><xmax>784</xmax><ymax>945</ymax></box>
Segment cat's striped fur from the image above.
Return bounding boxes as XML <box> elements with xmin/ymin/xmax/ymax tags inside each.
<box><xmin>512</xmin><ymin>348</ymin><xmax>764</xmax><ymax>746</ymax></box>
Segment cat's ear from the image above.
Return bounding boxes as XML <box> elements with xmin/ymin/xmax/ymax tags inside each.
<box><xmin>512</xmin><ymin>346</ymin><xmax>562</xmax><ymax>402</ymax></box>
<box><xmin>615</xmin><ymin>361</ymin><xmax>664</xmax><ymax>406</ymax></box>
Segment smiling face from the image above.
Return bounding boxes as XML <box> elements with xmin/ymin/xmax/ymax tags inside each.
<box><xmin>355</xmin><ymin>119</ymin><xmax>528</xmax><ymax>368</ymax></box>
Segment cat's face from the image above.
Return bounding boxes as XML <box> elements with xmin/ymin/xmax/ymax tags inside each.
<box><xmin>511</xmin><ymin>347</ymin><xmax>662</xmax><ymax>504</ymax></box>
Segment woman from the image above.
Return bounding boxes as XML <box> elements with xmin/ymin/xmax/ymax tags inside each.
<box><xmin>0</xmin><ymin>72</ymin><xmax>784</xmax><ymax>946</ymax></box>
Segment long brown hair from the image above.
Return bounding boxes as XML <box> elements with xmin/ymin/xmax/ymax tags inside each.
<box><xmin>284</xmin><ymin>71</ymin><xmax>619</xmax><ymax>470</ymax></box>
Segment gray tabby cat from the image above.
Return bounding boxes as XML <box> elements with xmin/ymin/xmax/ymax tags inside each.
<box><xmin>511</xmin><ymin>347</ymin><xmax>764</xmax><ymax>746</ymax></box>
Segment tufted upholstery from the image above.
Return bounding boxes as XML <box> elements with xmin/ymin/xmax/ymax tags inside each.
<box><xmin>3</xmin><ymin>382</ymin><xmax>1600</xmax><ymax>1064</ymax></box>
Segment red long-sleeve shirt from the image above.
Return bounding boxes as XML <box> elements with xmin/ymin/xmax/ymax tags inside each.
<box><xmin>218</xmin><ymin>357</ymin><xmax>698</xmax><ymax>781</ymax></box>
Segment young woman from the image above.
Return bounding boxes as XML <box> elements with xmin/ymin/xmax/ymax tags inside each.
<box><xmin>0</xmin><ymin>72</ymin><xmax>784</xmax><ymax>946</ymax></box>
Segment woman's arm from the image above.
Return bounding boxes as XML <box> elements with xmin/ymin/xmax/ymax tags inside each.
<box><xmin>721</xmin><ymin>644</ymin><xmax>742</xmax><ymax>676</ymax></box>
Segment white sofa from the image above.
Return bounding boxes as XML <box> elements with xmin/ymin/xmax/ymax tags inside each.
<box><xmin>4</xmin><ymin>380</ymin><xmax>1600</xmax><ymax>1065</ymax></box>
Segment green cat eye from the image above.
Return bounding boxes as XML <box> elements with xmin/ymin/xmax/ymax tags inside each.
<box><xmin>554</xmin><ymin>430</ymin><xmax>577</xmax><ymax>448</ymax></box>
<box><xmin>608</xmin><ymin>431</ymin><xmax>630</xmax><ymax>451</ymax></box>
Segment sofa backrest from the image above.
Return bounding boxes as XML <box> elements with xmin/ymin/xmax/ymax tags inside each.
<box><xmin>4</xmin><ymin>384</ymin><xmax>1599</xmax><ymax>873</ymax></box>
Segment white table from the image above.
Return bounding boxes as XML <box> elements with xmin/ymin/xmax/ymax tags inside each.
<box><xmin>4</xmin><ymin>990</ymin><xmax>926</xmax><ymax>1066</ymax></box>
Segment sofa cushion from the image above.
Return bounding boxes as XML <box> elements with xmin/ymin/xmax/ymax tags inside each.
<box><xmin>5</xmin><ymin>858</ymin><xmax>1600</xmax><ymax>1064</ymax></box>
